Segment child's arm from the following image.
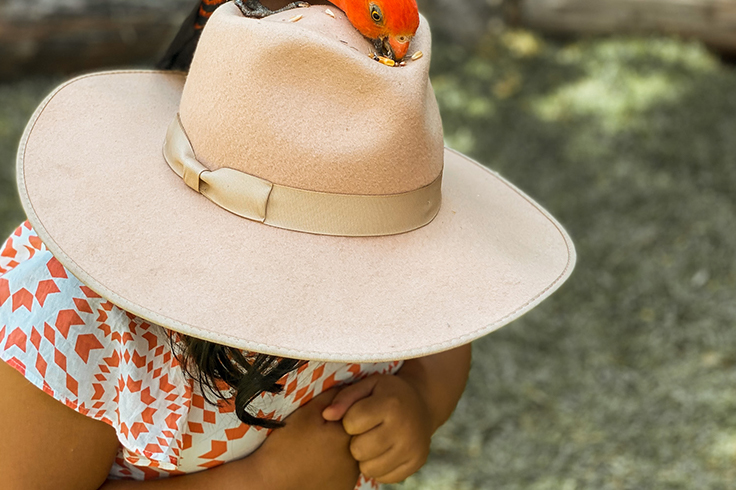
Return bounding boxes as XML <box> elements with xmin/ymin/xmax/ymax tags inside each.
<box><xmin>102</xmin><ymin>389</ymin><xmax>360</xmax><ymax>490</ymax></box>
<box><xmin>322</xmin><ymin>344</ymin><xmax>472</xmax><ymax>483</ymax></box>
<box><xmin>395</xmin><ymin>344</ymin><xmax>473</xmax><ymax>432</ymax></box>
<box><xmin>0</xmin><ymin>359</ymin><xmax>359</xmax><ymax>490</ymax></box>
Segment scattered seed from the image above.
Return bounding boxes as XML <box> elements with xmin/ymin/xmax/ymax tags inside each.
<box><xmin>411</xmin><ymin>51</ymin><xmax>424</xmax><ymax>61</ymax></box>
<box><xmin>325</xmin><ymin>8</ymin><xmax>335</xmax><ymax>18</ymax></box>
<box><xmin>378</xmin><ymin>56</ymin><xmax>396</xmax><ymax>67</ymax></box>
<box><xmin>399</xmin><ymin>61</ymin><xmax>407</xmax><ymax>66</ymax></box>
<box><xmin>297</xmin><ymin>2</ymin><xmax>310</xmax><ymax>7</ymax></box>
<box><xmin>289</xmin><ymin>14</ymin><xmax>303</xmax><ymax>22</ymax></box>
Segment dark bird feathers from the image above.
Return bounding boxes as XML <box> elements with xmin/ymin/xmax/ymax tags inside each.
<box><xmin>157</xmin><ymin>0</ymin><xmax>229</xmax><ymax>71</ymax></box>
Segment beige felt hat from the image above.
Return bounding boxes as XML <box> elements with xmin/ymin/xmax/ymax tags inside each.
<box><xmin>17</xmin><ymin>4</ymin><xmax>575</xmax><ymax>362</ymax></box>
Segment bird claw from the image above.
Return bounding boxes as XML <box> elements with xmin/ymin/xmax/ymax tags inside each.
<box><xmin>374</xmin><ymin>37</ymin><xmax>394</xmax><ymax>60</ymax></box>
<box><xmin>235</xmin><ymin>0</ymin><xmax>310</xmax><ymax>18</ymax></box>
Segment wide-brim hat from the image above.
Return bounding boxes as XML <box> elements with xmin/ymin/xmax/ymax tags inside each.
<box><xmin>16</xmin><ymin>4</ymin><xmax>575</xmax><ymax>362</ymax></box>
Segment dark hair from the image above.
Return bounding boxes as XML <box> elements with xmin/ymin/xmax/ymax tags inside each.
<box><xmin>168</xmin><ymin>332</ymin><xmax>303</xmax><ymax>429</ymax></box>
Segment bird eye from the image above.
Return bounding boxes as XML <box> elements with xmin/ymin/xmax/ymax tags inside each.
<box><xmin>370</xmin><ymin>4</ymin><xmax>383</xmax><ymax>23</ymax></box>
<box><xmin>397</xmin><ymin>35</ymin><xmax>409</xmax><ymax>43</ymax></box>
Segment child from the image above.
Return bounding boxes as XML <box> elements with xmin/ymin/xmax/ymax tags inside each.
<box><xmin>0</xmin><ymin>3</ymin><xmax>574</xmax><ymax>489</ymax></box>
<box><xmin>0</xmin><ymin>221</ymin><xmax>471</xmax><ymax>489</ymax></box>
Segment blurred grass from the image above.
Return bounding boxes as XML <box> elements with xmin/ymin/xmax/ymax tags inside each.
<box><xmin>389</xmin><ymin>30</ymin><xmax>736</xmax><ymax>490</ymax></box>
<box><xmin>0</xmin><ymin>79</ymin><xmax>60</xmax><ymax>238</ymax></box>
<box><xmin>2</xmin><ymin>27</ymin><xmax>736</xmax><ymax>490</ymax></box>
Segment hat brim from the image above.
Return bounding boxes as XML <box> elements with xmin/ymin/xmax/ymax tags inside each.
<box><xmin>18</xmin><ymin>71</ymin><xmax>575</xmax><ymax>362</ymax></box>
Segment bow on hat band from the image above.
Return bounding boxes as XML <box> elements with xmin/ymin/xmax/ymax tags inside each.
<box><xmin>163</xmin><ymin>115</ymin><xmax>443</xmax><ymax>237</ymax></box>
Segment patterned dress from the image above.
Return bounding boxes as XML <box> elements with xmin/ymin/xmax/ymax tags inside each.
<box><xmin>0</xmin><ymin>222</ymin><xmax>402</xmax><ymax>488</ymax></box>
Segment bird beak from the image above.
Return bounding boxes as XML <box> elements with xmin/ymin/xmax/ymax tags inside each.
<box><xmin>379</xmin><ymin>37</ymin><xmax>394</xmax><ymax>60</ymax></box>
<box><xmin>389</xmin><ymin>36</ymin><xmax>411</xmax><ymax>61</ymax></box>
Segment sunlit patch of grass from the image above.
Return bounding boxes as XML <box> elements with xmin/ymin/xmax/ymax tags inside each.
<box><xmin>501</xmin><ymin>30</ymin><xmax>543</xmax><ymax>59</ymax></box>
<box><xmin>530</xmin><ymin>38</ymin><xmax>718</xmax><ymax>133</ymax></box>
<box><xmin>708</xmin><ymin>431</ymin><xmax>736</xmax><ymax>468</ymax></box>
<box><xmin>531</xmin><ymin>71</ymin><xmax>684</xmax><ymax>132</ymax></box>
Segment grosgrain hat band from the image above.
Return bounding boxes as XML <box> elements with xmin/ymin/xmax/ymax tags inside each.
<box><xmin>163</xmin><ymin>115</ymin><xmax>443</xmax><ymax>237</ymax></box>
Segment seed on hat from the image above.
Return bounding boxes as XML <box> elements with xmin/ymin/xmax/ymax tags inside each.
<box><xmin>399</xmin><ymin>61</ymin><xmax>407</xmax><ymax>66</ymax></box>
<box><xmin>411</xmin><ymin>51</ymin><xmax>424</xmax><ymax>61</ymax></box>
<box><xmin>378</xmin><ymin>56</ymin><xmax>396</xmax><ymax>67</ymax></box>
<box><xmin>289</xmin><ymin>14</ymin><xmax>303</xmax><ymax>22</ymax></box>
<box><xmin>325</xmin><ymin>8</ymin><xmax>335</xmax><ymax>18</ymax></box>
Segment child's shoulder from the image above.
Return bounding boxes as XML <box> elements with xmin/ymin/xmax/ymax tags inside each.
<box><xmin>0</xmin><ymin>221</ymin><xmax>168</xmax><ymax>350</ymax></box>
<box><xmin>0</xmin><ymin>221</ymin><xmax>190</xmax><ymax>470</ymax></box>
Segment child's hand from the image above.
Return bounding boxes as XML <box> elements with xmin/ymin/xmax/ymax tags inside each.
<box><xmin>321</xmin><ymin>374</ymin><xmax>433</xmax><ymax>484</ymax></box>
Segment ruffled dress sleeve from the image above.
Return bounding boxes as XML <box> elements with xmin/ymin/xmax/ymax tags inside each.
<box><xmin>0</xmin><ymin>222</ymin><xmax>192</xmax><ymax>472</ymax></box>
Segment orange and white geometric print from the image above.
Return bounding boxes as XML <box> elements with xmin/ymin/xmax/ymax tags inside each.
<box><xmin>0</xmin><ymin>222</ymin><xmax>401</xmax><ymax>489</ymax></box>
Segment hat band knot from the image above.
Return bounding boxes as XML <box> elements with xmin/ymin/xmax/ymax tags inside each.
<box><xmin>163</xmin><ymin>115</ymin><xmax>443</xmax><ymax>237</ymax></box>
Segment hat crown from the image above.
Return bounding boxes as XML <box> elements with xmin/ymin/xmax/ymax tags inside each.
<box><xmin>178</xmin><ymin>3</ymin><xmax>444</xmax><ymax>195</ymax></box>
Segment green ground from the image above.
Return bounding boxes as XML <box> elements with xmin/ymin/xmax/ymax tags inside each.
<box><xmin>2</xmin><ymin>29</ymin><xmax>736</xmax><ymax>489</ymax></box>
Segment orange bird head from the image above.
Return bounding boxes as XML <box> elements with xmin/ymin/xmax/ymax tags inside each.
<box><xmin>330</xmin><ymin>0</ymin><xmax>420</xmax><ymax>60</ymax></box>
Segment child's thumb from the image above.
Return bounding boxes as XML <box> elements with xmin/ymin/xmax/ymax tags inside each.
<box><xmin>321</xmin><ymin>375</ymin><xmax>380</xmax><ymax>421</ymax></box>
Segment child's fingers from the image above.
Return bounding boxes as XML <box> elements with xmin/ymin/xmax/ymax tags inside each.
<box><xmin>321</xmin><ymin>375</ymin><xmax>380</xmax><ymax>421</ymax></box>
<box><xmin>341</xmin><ymin>394</ymin><xmax>387</xmax><ymax>435</ymax></box>
<box><xmin>349</xmin><ymin>426</ymin><xmax>393</xmax><ymax>462</ymax></box>
<box><xmin>357</xmin><ymin>447</ymin><xmax>412</xmax><ymax>483</ymax></box>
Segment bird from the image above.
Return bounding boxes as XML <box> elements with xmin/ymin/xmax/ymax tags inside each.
<box><xmin>157</xmin><ymin>0</ymin><xmax>308</xmax><ymax>70</ymax></box>
<box><xmin>234</xmin><ymin>0</ymin><xmax>310</xmax><ymax>18</ymax></box>
<box><xmin>158</xmin><ymin>0</ymin><xmax>419</xmax><ymax>71</ymax></box>
<box><xmin>157</xmin><ymin>0</ymin><xmax>230</xmax><ymax>71</ymax></box>
<box><xmin>328</xmin><ymin>0</ymin><xmax>419</xmax><ymax>62</ymax></box>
